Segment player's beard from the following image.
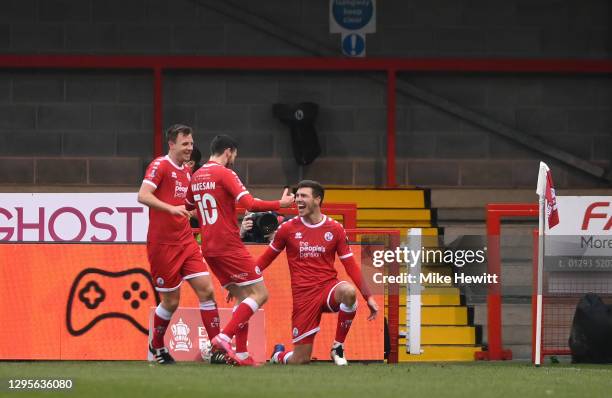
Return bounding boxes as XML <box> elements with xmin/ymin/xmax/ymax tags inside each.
<box><xmin>225</xmin><ymin>156</ymin><xmax>235</xmax><ymax>169</ymax></box>
<box><xmin>225</xmin><ymin>151</ymin><xmax>237</xmax><ymax>169</ymax></box>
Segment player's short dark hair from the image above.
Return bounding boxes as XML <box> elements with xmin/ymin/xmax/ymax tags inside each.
<box><xmin>297</xmin><ymin>180</ymin><xmax>324</xmax><ymax>205</ymax></box>
<box><xmin>210</xmin><ymin>134</ymin><xmax>238</xmax><ymax>156</ymax></box>
<box><xmin>166</xmin><ymin>124</ymin><xmax>193</xmax><ymax>143</ymax></box>
<box><xmin>190</xmin><ymin>146</ymin><xmax>202</xmax><ymax>172</ymax></box>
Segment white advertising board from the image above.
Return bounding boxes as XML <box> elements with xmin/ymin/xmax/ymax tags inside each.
<box><xmin>0</xmin><ymin>193</ymin><xmax>148</xmax><ymax>242</ymax></box>
<box><xmin>545</xmin><ymin>196</ymin><xmax>612</xmax><ymax>260</ymax></box>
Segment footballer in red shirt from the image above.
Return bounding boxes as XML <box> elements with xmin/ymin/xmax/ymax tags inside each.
<box><xmin>186</xmin><ymin>135</ymin><xmax>294</xmax><ymax>366</ymax></box>
<box><xmin>138</xmin><ymin>125</ymin><xmax>221</xmax><ymax>365</ymax></box>
<box><xmin>257</xmin><ymin>180</ymin><xmax>379</xmax><ymax>365</ymax></box>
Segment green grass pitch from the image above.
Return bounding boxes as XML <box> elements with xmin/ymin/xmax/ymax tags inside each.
<box><xmin>1</xmin><ymin>361</ymin><xmax>611</xmax><ymax>398</ymax></box>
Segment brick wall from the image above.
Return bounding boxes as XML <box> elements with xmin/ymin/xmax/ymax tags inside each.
<box><xmin>0</xmin><ymin>0</ymin><xmax>610</xmax><ymax>187</ymax></box>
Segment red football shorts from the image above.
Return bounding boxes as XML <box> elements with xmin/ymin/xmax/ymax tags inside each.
<box><xmin>147</xmin><ymin>239</ymin><xmax>209</xmax><ymax>292</ymax></box>
<box><xmin>204</xmin><ymin>248</ymin><xmax>263</xmax><ymax>288</ymax></box>
<box><xmin>291</xmin><ymin>279</ymin><xmax>348</xmax><ymax>345</ymax></box>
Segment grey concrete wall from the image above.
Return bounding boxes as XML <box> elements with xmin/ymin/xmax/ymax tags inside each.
<box><xmin>0</xmin><ymin>0</ymin><xmax>611</xmax><ymax>187</ymax></box>
<box><xmin>1</xmin><ymin>0</ymin><xmax>608</xmax><ymax>58</ymax></box>
<box><xmin>0</xmin><ymin>71</ymin><xmax>152</xmax><ymax>185</ymax></box>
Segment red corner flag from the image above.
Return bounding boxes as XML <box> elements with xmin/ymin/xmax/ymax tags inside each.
<box><xmin>536</xmin><ymin>162</ymin><xmax>559</xmax><ymax>229</ymax></box>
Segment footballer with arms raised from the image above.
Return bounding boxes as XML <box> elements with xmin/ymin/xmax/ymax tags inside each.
<box><xmin>257</xmin><ymin>180</ymin><xmax>379</xmax><ymax>365</ymax></box>
<box><xmin>138</xmin><ymin>125</ymin><xmax>221</xmax><ymax>365</ymax></box>
<box><xmin>186</xmin><ymin>135</ymin><xmax>294</xmax><ymax>366</ymax></box>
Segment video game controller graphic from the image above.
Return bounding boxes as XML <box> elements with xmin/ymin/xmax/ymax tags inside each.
<box><xmin>66</xmin><ymin>268</ymin><xmax>159</xmax><ymax>336</ymax></box>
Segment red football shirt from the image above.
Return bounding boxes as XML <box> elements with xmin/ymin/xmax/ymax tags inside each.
<box><xmin>142</xmin><ymin>155</ymin><xmax>193</xmax><ymax>244</ymax></box>
<box><xmin>187</xmin><ymin>161</ymin><xmax>249</xmax><ymax>257</ymax></box>
<box><xmin>268</xmin><ymin>215</ymin><xmax>353</xmax><ymax>296</ymax></box>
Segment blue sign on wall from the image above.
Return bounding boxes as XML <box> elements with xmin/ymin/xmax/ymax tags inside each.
<box><xmin>342</xmin><ymin>33</ymin><xmax>366</xmax><ymax>57</ymax></box>
<box><xmin>331</xmin><ymin>0</ymin><xmax>374</xmax><ymax>31</ymax></box>
<box><xmin>330</xmin><ymin>0</ymin><xmax>375</xmax><ymax>57</ymax></box>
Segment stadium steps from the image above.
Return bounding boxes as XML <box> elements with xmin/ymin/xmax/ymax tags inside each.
<box><xmin>400</xmin><ymin>305</ymin><xmax>471</xmax><ymax>326</ymax></box>
<box><xmin>326</xmin><ymin>188</ymin><xmax>482</xmax><ymax>361</ymax></box>
<box><xmin>325</xmin><ymin>188</ymin><xmax>437</xmax><ymax>237</ymax></box>
<box><xmin>395</xmin><ymin>284</ymin><xmax>483</xmax><ymax>360</ymax></box>
<box><xmin>399</xmin><ymin>325</ymin><xmax>480</xmax><ymax>345</ymax></box>
<box><xmin>326</xmin><ymin>189</ymin><xmax>427</xmax><ymax>208</ymax></box>
<box><xmin>357</xmin><ymin>209</ymin><xmax>432</xmax><ymax>223</ymax></box>
<box><xmin>397</xmin><ymin>345</ymin><xmax>483</xmax><ymax>362</ymax></box>
<box><xmin>384</xmin><ymin>286</ymin><xmax>463</xmax><ymax>306</ymax></box>
<box><xmin>421</xmin><ymin>293</ymin><xmax>461</xmax><ymax>306</ymax></box>
<box><xmin>385</xmin><ymin>295</ymin><xmax>461</xmax><ymax>306</ymax></box>
<box><xmin>356</xmin><ymin>226</ymin><xmax>440</xmax><ymax>237</ymax></box>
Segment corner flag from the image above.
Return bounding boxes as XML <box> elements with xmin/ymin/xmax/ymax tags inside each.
<box><xmin>536</xmin><ymin>162</ymin><xmax>559</xmax><ymax>229</ymax></box>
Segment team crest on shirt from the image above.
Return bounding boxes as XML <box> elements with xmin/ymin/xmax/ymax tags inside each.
<box><xmin>171</xmin><ymin>171</ymin><xmax>177</xmax><ymax>179</ymax></box>
<box><xmin>292</xmin><ymin>327</ymin><xmax>299</xmax><ymax>337</ymax></box>
<box><xmin>324</xmin><ymin>232</ymin><xmax>334</xmax><ymax>241</ymax></box>
<box><xmin>294</xmin><ymin>232</ymin><xmax>302</xmax><ymax>239</ymax></box>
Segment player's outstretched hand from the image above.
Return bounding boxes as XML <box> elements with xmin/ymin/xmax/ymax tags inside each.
<box><xmin>367</xmin><ymin>297</ymin><xmax>379</xmax><ymax>321</ymax></box>
<box><xmin>170</xmin><ymin>205</ymin><xmax>190</xmax><ymax>218</ymax></box>
<box><xmin>279</xmin><ymin>187</ymin><xmax>295</xmax><ymax>208</ymax></box>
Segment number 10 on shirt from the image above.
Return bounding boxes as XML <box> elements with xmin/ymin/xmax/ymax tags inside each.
<box><xmin>194</xmin><ymin>193</ymin><xmax>218</xmax><ymax>225</ymax></box>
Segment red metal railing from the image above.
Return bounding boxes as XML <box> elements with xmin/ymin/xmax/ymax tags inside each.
<box><xmin>346</xmin><ymin>228</ymin><xmax>401</xmax><ymax>364</ymax></box>
<box><xmin>476</xmin><ymin>203</ymin><xmax>538</xmax><ymax>361</ymax></box>
<box><xmin>2</xmin><ymin>55</ymin><xmax>612</xmax><ymax>187</ymax></box>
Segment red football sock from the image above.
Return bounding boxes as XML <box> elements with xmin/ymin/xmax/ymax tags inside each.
<box><xmin>151</xmin><ymin>304</ymin><xmax>173</xmax><ymax>349</ymax></box>
<box><xmin>233</xmin><ymin>305</ymin><xmax>249</xmax><ymax>353</ymax></box>
<box><xmin>335</xmin><ymin>303</ymin><xmax>357</xmax><ymax>344</ymax></box>
<box><xmin>199</xmin><ymin>300</ymin><xmax>220</xmax><ymax>340</ymax></box>
<box><xmin>221</xmin><ymin>297</ymin><xmax>258</xmax><ymax>339</ymax></box>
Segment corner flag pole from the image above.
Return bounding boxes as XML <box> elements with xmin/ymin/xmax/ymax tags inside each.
<box><xmin>535</xmin><ymin>195</ymin><xmax>545</xmax><ymax>366</ymax></box>
<box><xmin>535</xmin><ymin>162</ymin><xmax>548</xmax><ymax>367</ymax></box>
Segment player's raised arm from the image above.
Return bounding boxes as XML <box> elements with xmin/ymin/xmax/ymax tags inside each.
<box><xmin>223</xmin><ymin>167</ymin><xmax>294</xmax><ymax>211</ymax></box>
<box><xmin>241</xmin><ymin>187</ymin><xmax>295</xmax><ymax>210</ymax></box>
